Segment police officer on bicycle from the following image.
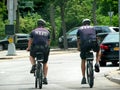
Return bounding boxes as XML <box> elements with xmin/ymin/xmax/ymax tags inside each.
<box><xmin>77</xmin><ymin>19</ymin><xmax>101</xmax><ymax>84</ymax></box>
<box><xmin>26</xmin><ymin>19</ymin><xmax>50</xmax><ymax>84</ymax></box>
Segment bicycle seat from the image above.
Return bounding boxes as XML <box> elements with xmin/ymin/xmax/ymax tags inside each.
<box><xmin>36</xmin><ymin>52</ymin><xmax>43</xmax><ymax>55</ymax></box>
<box><xmin>35</xmin><ymin>52</ymin><xmax>44</xmax><ymax>60</ymax></box>
<box><xmin>86</xmin><ymin>52</ymin><xmax>94</xmax><ymax>61</ymax></box>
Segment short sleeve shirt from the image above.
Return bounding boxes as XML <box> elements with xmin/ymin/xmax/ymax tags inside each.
<box><xmin>30</xmin><ymin>27</ymin><xmax>50</xmax><ymax>45</ymax></box>
<box><xmin>77</xmin><ymin>25</ymin><xmax>96</xmax><ymax>44</ymax></box>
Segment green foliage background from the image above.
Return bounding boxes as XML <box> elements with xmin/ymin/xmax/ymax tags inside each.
<box><xmin>0</xmin><ymin>0</ymin><xmax>119</xmax><ymax>46</ymax></box>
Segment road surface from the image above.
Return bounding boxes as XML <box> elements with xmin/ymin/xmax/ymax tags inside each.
<box><xmin>0</xmin><ymin>52</ymin><xmax>119</xmax><ymax>90</ymax></box>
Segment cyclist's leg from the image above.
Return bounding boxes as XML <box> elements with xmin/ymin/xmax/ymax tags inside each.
<box><xmin>92</xmin><ymin>42</ymin><xmax>101</xmax><ymax>63</ymax></box>
<box><xmin>81</xmin><ymin>60</ymin><xmax>87</xmax><ymax>84</ymax></box>
<box><xmin>30</xmin><ymin>45</ymin><xmax>36</xmax><ymax>65</ymax></box>
<box><xmin>30</xmin><ymin>56</ymin><xmax>35</xmax><ymax>65</ymax></box>
<box><xmin>42</xmin><ymin>48</ymin><xmax>50</xmax><ymax>84</ymax></box>
<box><xmin>43</xmin><ymin>63</ymin><xmax>48</xmax><ymax>84</ymax></box>
<box><xmin>30</xmin><ymin>46</ymin><xmax>36</xmax><ymax>73</ymax></box>
<box><xmin>95</xmin><ymin>50</ymin><xmax>101</xmax><ymax>72</ymax></box>
<box><xmin>80</xmin><ymin>51</ymin><xmax>87</xmax><ymax>84</ymax></box>
<box><xmin>80</xmin><ymin>42</ymin><xmax>92</xmax><ymax>77</ymax></box>
<box><xmin>80</xmin><ymin>42</ymin><xmax>92</xmax><ymax>84</ymax></box>
<box><xmin>81</xmin><ymin>60</ymin><xmax>85</xmax><ymax>77</ymax></box>
<box><xmin>93</xmin><ymin>43</ymin><xmax>100</xmax><ymax>72</ymax></box>
<box><xmin>96</xmin><ymin>49</ymin><xmax>101</xmax><ymax>63</ymax></box>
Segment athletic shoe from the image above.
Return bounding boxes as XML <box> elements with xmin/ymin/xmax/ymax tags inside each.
<box><xmin>81</xmin><ymin>77</ymin><xmax>87</xmax><ymax>84</ymax></box>
<box><xmin>30</xmin><ymin>65</ymin><xmax>36</xmax><ymax>73</ymax></box>
<box><xmin>43</xmin><ymin>78</ymin><xmax>48</xmax><ymax>84</ymax></box>
<box><xmin>94</xmin><ymin>63</ymin><xmax>100</xmax><ymax>72</ymax></box>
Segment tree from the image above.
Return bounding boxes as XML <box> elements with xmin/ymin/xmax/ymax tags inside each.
<box><xmin>99</xmin><ymin>0</ymin><xmax>118</xmax><ymax>15</ymax></box>
<box><xmin>18</xmin><ymin>0</ymin><xmax>34</xmax><ymax>17</ymax></box>
<box><xmin>0</xmin><ymin>0</ymin><xmax>119</xmax><ymax>47</ymax></box>
<box><xmin>92</xmin><ymin>0</ymin><xmax>97</xmax><ymax>25</ymax></box>
<box><xmin>50</xmin><ymin>3</ymin><xmax>56</xmax><ymax>40</ymax></box>
<box><xmin>0</xmin><ymin>1</ymin><xmax>8</xmax><ymax>37</ymax></box>
<box><xmin>59</xmin><ymin>0</ymin><xmax>68</xmax><ymax>49</ymax></box>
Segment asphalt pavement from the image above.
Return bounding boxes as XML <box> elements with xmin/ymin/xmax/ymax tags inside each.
<box><xmin>0</xmin><ymin>48</ymin><xmax>120</xmax><ymax>85</ymax></box>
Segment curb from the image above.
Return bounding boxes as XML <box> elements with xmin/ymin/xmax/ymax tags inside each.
<box><xmin>0</xmin><ymin>48</ymin><xmax>78</xmax><ymax>60</ymax></box>
<box><xmin>104</xmin><ymin>69</ymin><xmax>120</xmax><ymax>84</ymax></box>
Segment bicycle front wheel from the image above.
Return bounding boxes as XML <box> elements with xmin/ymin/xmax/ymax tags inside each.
<box><xmin>35</xmin><ymin>63</ymin><xmax>43</xmax><ymax>89</ymax></box>
<box><xmin>35</xmin><ymin>68</ymin><xmax>38</xmax><ymax>88</ymax></box>
<box><xmin>38</xmin><ymin>63</ymin><xmax>43</xmax><ymax>89</ymax></box>
<box><xmin>87</xmin><ymin>61</ymin><xmax>94</xmax><ymax>88</ymax></box>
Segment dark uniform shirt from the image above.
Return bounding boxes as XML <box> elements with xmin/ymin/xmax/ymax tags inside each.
<box><xmin>30</xmin><ymin>27</ymin><xmax>50</xmax><ymax>46</ymax></box>
<box><xmin>77</xmin><ymin>25</ymin><xmax>96</xmax><ymax>44</ymax></box>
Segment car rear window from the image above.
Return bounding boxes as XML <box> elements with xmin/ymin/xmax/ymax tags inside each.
<box><xmin>102</xmin><ymin>26</ymin><xmax>111</xmax><ymax>32</ymax></box>
<box><xmin>103</xmin><ymin>33</ymin><xmax>119</xmax><ymax>43</ymax></box>
<box><xmin>68</xmin><ymin>29</ymin><xmax>78</xmax><ymax>35</ymax></box>
<box><xmin>94</xmin><ymin>26</ymin><xmax>111</xmax><ymax>34</ymax></box>
<box><xmin>112</xmin><ymin>27</ymin><xmax>119</xmax><ymax>32</ymax></box>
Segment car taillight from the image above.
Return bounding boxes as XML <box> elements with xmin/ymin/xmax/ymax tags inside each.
<box><xmin>100</xmin><ymin>44</ymin><xmax>109</xmax><ymax>50</ymax></box>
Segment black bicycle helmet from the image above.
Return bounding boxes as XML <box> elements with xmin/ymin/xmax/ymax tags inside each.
<box><xmin>82</xmin><ymin>19</ymin><xmax>91</xmax><ymax>25</ymax></box>
<box><xmin>37</xmin><ymin>19</ymin><xmax>46</xmax><ymax>26</ymax></box>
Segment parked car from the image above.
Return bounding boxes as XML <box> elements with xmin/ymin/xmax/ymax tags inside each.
<box><xmin>58</xmin><ymin>26</ymin><xmax>116</xmax><ymax>48</ymax></box>
<box><xmin>100</xmin><ymin>32</ymin><xmax>119</xmax><ymax>66</ymax></box>
<box><xmin>96</xmin><ymin>26</ymin><xmax>118</xmax><ymax>44</ymax></box>
<box><xmin>0</xmin><ymin>33</ymin><xmax>29</xmax><ymax>50</ymax></box>
<box><xmin>109</xmin><ymin>26</ymin><xmax>119</xmax><ymax>32</ymax></box>
<box><xmin>58</xmin><ymin>27</ymin><xmax>78</xmax><ymax>48</ymax></box>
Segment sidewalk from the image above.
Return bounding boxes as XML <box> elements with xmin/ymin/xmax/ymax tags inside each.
<box><xmin>0</xmin><ymin>48</ymin><xmax>120</xmax><ymax>85</ymax></box>
<box><xmin>0</xmin><ymin>48</ymin><xmax>78</xmax><ymax>59</ymax></box>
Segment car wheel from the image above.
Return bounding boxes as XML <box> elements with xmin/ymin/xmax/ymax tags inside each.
<box><xmin>0</xmin><ymin>44</ymin><xmax>3</xmax><ymax>51</ymax></box>
<box><xmin>20</xmin><ymin>47</ymin><xmax>24</xmax><ymax>50</ymax></box>
<box><xmin>112</xmin><ymin>61</ymin><xmax>118</xmax><ymax>66</ymax></box>
<box><xmin>59</xmin><ymin>44</ymin><xmax>64</xmax><ymax>49</ymax></box>
<box><xmin>100</xmin><ymin>60</ymin><xmax>106</xmax><ymax>66</ymax></box>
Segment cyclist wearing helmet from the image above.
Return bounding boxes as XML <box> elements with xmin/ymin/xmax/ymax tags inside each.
<box><xmin>77</xmin><ymin>19</ymin><xmax>101</xmax><ymax>84</ymax></box>
<box><xmin>26</xmin><ymin>19</ymin><xmax>50</xmax><ymax>84</ymax></box>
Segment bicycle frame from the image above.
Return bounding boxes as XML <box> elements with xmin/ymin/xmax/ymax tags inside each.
<box><xmin>34</xmin><ymin>52</ymin><xmax>44</xmax><ymax>89</ymax></box>
<box><xmin>86</xmin><ymin>51</ymin><xmax>94</xmax><ymax>88</ymax></box>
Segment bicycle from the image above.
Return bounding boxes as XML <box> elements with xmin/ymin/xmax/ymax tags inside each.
<box><xmin>34</xmin><ymin>51</ymin><xmax>44</xmax><ymax>89</ymax></box>
<box><xmin>86</xmin><ymin>51</ymin><xmax>94</xmax><ymax>88</ymax></box>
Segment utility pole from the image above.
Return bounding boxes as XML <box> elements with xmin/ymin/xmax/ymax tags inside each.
<box><xmin>6</xmin><ymin>0</ymin><xmax>17</xmax><ymax>55</ymax></box>
<box><xmin>119</xmin><ymin>0</ymin><xmax>120</xmax><ymax>70</ymax></box>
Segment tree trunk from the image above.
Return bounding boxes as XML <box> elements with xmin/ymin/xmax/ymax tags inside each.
<box><xmin>60</xmin><ymin>2</ymin><xmax>68</xmax><ymax>49</ymax></box>
<box><xmin>92</xmin><ymin>0</ymin><xmax>97</xmax><ymax>25</ymax></box>
<box><xmin>50</xmin><ymin>3</ymin><xmax>56</xmax><ymax>40</ymax></box>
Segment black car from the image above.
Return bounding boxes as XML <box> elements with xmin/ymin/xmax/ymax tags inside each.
<box><xmin>58</xmin><ymin>27</ymin><xmax>78</xmax><ymax>48</ymax></box>
<box><xmin>0</xmin><ymin>33</ymin><xmax>29</xmax><ymax>50</ymax></box>
<box><xmin>100</xmin><ymin>32</ymin><xmax>119</xmax><ymax>66</ymax></box>
<box><xmin>58</xmin><ymin>26</ymin><xmax>116</xmax><ymax>48</ymax></box>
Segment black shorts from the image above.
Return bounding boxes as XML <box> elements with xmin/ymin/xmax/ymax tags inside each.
<box><xmin>80</xmin><ymin>41</ymin><xmax>100</xmax><ymax>60</ymax></box>
<box><xmin>30</xmin><ymin>45</ymin><xmax>50</xmax><ymax>64</ymax></box>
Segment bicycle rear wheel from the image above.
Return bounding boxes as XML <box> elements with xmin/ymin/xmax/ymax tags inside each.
<box><xmin>35</xmin><ymin>77</ymin><xmax>37</xmax><ymax>88</ymax></box>
<box><xmin>35</xmin><ymin>64</ymin><xmax>39</xmax><ymax>88</ymax></box>
<box><xmin>87</xmin><ymin>61</ymin><xmax>94</xmax><ymax>88</ymax></box>
<box><xmin>38</xmin><ymin>64</ymin><xmax>43</xmax><ymax>89</ymax></box>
